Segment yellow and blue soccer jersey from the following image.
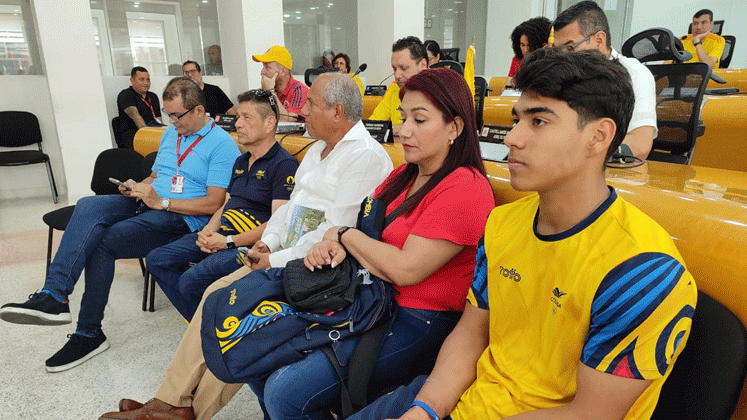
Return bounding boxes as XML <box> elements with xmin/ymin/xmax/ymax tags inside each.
<box><xmin>452</xmin><ymin>188</ymin><xmax>697</xmax><ymax>420</ymax></box>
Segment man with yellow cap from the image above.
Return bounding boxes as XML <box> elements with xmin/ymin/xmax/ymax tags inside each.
<box><xmin>252</xmin><ymin>45</ymin><xmax>308</xmax><ymax>122</ymax></box>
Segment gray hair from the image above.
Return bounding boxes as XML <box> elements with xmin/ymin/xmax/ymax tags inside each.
<box><xmin>321</xmin><ymin>72</ymin><xmax>362</xmax><ymax>123</ymax></box>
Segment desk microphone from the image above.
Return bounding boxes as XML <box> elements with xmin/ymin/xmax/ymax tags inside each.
<box><xmin>378</xmin><ymin>73</ymin><xmax>393</xmax><ymax>85</ymax></box>
<box><xmin>353</xmin><ymin>63</ymin><xmax>367</xmax><ymax>77</ymax></box>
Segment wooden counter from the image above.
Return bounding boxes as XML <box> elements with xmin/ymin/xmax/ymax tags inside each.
<box><xmin>708</xmin><ymin>68</ymin><xmax>747</xmax><ymax>91</ymax></box>
<box><xmin>481</xmin><ymin>95</ymin><xmax>747</xmax><ymax>173</ymax></box>
<box><xmin>362</xmin><ymin>95</ymin><xmax>383</xmax><ymax>120</ymax></box>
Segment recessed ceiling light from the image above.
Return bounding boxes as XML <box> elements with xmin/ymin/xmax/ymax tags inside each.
<box><xmin>283</xmin><ymin>14</ymin><xmax>290</xmax><ymax>17</ymax></box>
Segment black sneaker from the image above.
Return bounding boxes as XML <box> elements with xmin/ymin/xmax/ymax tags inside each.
<box><xmin>45</xmin><ymin>331</ymin><xmax>110</xmax><ymax>372</ymax></box>
<box><xmin>0</xmin><ymin>292</ymin><xmax>71</xmax><ymax>325</ymax></box>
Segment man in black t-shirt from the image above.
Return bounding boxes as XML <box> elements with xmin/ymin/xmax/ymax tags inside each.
<box><xmin>182</xmin><ymin>60</ymin><xmax>236</xmax><ymax>118</ymax></box>
<box><xmin>115</xmin><ymin>66</ymin><xmax>164</xmax><ymax>149</ymax></box>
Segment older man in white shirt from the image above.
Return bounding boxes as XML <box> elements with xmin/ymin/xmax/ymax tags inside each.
<box><xmin>102</xmin><ymin>72</ymin><xmax>393</xmax><ymax>420</ymax></box>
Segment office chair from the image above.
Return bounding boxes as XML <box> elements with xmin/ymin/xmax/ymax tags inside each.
<box><xmin>141</xmin><ymin>151</ymin><xmax>158</xmax><ymax>312</ymax></box>
<box><xmin>688</xmin><ymin>19</ymin><xmax>724</xmax><ymax>36</ymax></box>
<box><xmin>0</xmin><ymin>111</ymin><xmax>59</xmax><ymax>203</ymax></box>
<box><xmin>304</xmin><ymin>67</ymin><xmax>338</xmax><ymax>87</ymax></box>
<box><xmin>111</xmin><ymin>116</ymin><xmax>129</xmax><ymax>148</ymax></box>
<box><xmin>42</xmin><ymin>148</ymin><xmax>145</xmax><ymax>278</ymax></box>
<box><xmin>429</xmin><ymin>60</ymin><xmax>463</xmax><ymax>75</ymax></box>
<box><xmin>440</xmin><ymin>47</ymin><xmax>460</xmax><ymax>61</ymax></box>
<box><xmin>720</xmin><ymin>35</ymin><xmax>736</xmax><ymax>68</ymax></box>
<box><xmin>651</xmin><ymin>291</ymin><xmax>747</xmax><ymax>420</ymax></box>
<box><xmin>474</xmin><ymin>76</ymin><xmax>488</xmax><ymax>130</ymax></box>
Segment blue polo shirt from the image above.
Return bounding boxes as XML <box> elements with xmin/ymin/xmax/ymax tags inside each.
<box><xmin>219</xmin><ymin>142</ymin><xmax>298</xmax><ymax>235</ymax></box>
<box><xmin>152</xmin><ymin>119</ymin><xmax>240</xmax><ymax>231</ymax></box>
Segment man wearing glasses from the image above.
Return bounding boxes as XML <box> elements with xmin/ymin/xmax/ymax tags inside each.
<box><xmin>552</xmin><ymin>1</ymin><xmax>657</xmax><ymax>161</ymax></box>
<box><xmin>182</xmin><ymin>60</ymin><xmax>237</xmax><ymax>117</ymax></box>
<box><xmin>145</xmin><ymin>89</ymin><xmax>298</xmax><ymax>321</ymax></box>
<box><xmin>0</xmin><ymin>78</ymin><xmax>240</xmax><ymax>373</ymax></box>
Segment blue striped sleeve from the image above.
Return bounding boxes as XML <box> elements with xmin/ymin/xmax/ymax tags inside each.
<box><xmin>469</xmin><ymin>236</ymin><xmax>489</xmax><ymax>310</ymax></box>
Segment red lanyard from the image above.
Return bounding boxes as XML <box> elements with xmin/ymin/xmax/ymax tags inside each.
<box><xmin>176</xmin><ymin>122</ymin><xmax>215</xmax><ymax>171</ymax></box>
<box><xmin>141</xmin><ymin>95</ymin><xmax>156</xmax><ymax>118</ymax></box>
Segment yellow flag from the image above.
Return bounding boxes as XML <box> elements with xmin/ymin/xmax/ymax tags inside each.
<box><xmin>464</xmin><ymin>37</ymin><xmax>476</xmax><ymax>100</ymax></box>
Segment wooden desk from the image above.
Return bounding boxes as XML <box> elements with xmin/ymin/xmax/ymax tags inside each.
<box><xmin>481</xmin><ymin>95</ymin><xmax>747</xmax><ymax>172</ymax></box>
<box><xmin>708</xmin><ymin>68</ymin><xmax>747</xmax><ymax>91</ymax></box>
<box><xmin>488</xmin><ymin>76</ymin><xmax>507</xmax><ymax>96</ymax></box>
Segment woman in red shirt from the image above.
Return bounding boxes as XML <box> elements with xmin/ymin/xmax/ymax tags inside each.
<box><xmin>251</xmin><ymin>68</ymin><xmax>495</xmax><ymax>420</ymax></box>
<box><xmin>506</xmin><ymin>17</ymin><xmax>551</xmax><ymax>88</ymax></box>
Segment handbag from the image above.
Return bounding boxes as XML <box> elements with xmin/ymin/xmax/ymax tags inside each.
<box><xmin>282</xmin><ymin>256</ymin><xmax>360</xmax><ymax>313</ymax></box>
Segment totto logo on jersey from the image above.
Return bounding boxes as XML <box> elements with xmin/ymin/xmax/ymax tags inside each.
<box><xmin>500</xmin><ymin>266</ymin><xmax>521</xmax><ymax>282</ymax></box>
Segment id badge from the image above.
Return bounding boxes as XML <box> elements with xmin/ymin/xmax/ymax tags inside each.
<box><xmin>171</xmin><ymin>175</ymin><xmax>185</xmax><ymax>193</ymax></box>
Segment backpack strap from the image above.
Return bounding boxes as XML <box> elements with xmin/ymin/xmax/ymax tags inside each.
<box><xmin>320</xmin><ymin>346</ymin><xmax>355</xmax><ymax>417</ymax></box>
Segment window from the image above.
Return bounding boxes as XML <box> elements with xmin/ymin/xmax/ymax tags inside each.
<box><xmin>0</xmin><ymin>0</ymin><xmax>43</xmax><ymax>75</ymax></box>
<box><xmin>424</xmin><ymin>0</ymin><xmax>487</xmax><ymax>74</ymax></box>
<box><xmin>89</xmin><ymin>0</ymin><xmax>222</xmax><ymax>76</ymax></box>
<box><xmin>282</xmin><ymin>0</ymin><xmax>358</xmax><ymax>74</ymax></box>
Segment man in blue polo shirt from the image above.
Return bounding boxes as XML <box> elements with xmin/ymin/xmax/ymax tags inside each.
<box><xmin>146</xmin><ymin>89</ymin><xmax>298</xmax><ymax>320</ymax></box>
<box><xmin>0</xmin><ymin>77</ymin><xmax>240</xmax><ymax>372</ymax></box>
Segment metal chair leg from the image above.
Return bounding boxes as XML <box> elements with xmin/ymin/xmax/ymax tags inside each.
<box><xmin>44</xmin><ymin>159</ymin><xmax>58</xmax><ymax>204</ymax></box>
<box><xmin>142</xmin><ymin>271</ymin><xmax>149</xmax><ymax>312</ymax></box>
<box><xmin>46</xmin><ymin>226</ymin><xmax>54</xmax><ymax>278</ymax></box>
<box><xmin>138</xmin><ymin>258</ymin><xmax>147</xmax><ymax>277</ymax></box>
<box><xmin>149</xmin><ymin>274</ymin><xmax>156</xmax><ymax>312</ymax></box>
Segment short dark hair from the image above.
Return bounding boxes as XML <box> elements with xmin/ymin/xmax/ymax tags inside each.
<box><xmin>163</xmin><ymin>77</ymin><xmax>206</xmax><ymax>110</ymax></box>
<box><xmin>423</xmin><ymin>40</ymin><xmax>443</xmax><ymax>61</ymax></box>
<box><xmin>376</xmin><ymin>68</ymin><xmax>488</xmax><ymax>216</ymax></box>
<box><xmin>237</xmin><ymin>90</ymin><xmax>279</xmax><ymax>128</ymax></box>
<box><xmin>553</xmin><ymin>1</ymin><xmax>611</xmax><ymax>48</ymax></box>
<box><xmin>694</xmin><ymin>9</ymin><xmax>713</xmax><ymax>21</ymax></box>
<box><xmin>131</xmin><ymin>66</ymin><xmax>148</xmax><ymax>77</ymax></box>
<box><xmin>511</xmin><ymin>17</ymin><xmax>552</xmax><ymax>59</ymax></box>
<box><xmin>392</xmin><ymin>36</ymin><xmax>427</xmax><ymax>64</ymax></box>
<box><xmin>182</xmin><ymin>60</ymin><xmax>201</xmax><ymax>72</ymax></box>
<box><xmin>514</xmin><ymin>48</ymin><xmax>634</xmax><ymax>162</ymax></box>
<box><xmin>333</xmin><ymin>53</ymin><xmax>351</xmax><ymax>73</ymax></box>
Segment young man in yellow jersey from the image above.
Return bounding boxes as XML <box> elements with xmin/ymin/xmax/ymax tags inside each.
<box><xmin>348</xmin><ymin>48</ymin><xmax>697</xmax><ymax>420</ymax></box>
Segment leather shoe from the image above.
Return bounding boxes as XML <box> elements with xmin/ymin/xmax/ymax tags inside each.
<box><xmin>119</xmin><ymin>399</ymin><xmax>144</xmax><ymax>412</ymax></box>
<box><xmin>99</xmin><ymin>398</ymin><xmax>195</xmax><ymax>420</ymax></box>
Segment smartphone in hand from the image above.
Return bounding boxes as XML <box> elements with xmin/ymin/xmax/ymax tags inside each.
<box><xmin>109</xmin><ymin>177</ymin><xmax>132</xmax><ymax>191</ymax></box>
<box><xmin>236</xmin><ymin>246</ymin><xmax>260</xmax><ymax>265</ymax></box>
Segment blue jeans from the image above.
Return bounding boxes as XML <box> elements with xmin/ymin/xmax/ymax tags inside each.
<box><xmin>248</xmin><ymin>307</ymin><xmax>461</xmax><ymax>420</ymax></box>
<box><xmin>346</xmin><ymin>375</ymin><xmax>452</xmax><ymax>420</ymax></box>
<box><xmin>43</xmin><ymin>195</ymin><xmax>190</xmax><ymax>336</ymax></box>
<box><xmin>146</xmin><ymin>233</ymin><xmax>243</xmax><ymax>320</ymax></box>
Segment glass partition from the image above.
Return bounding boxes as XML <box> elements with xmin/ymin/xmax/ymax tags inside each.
<box><xmin>0</xmin><ymin>0</ymin><xmax>43</xmax><ymax>75</ymax></box>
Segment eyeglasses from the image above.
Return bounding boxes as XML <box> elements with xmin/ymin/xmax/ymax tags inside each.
<box><xmin>248</xmin><ymin>89</ymin><xmax>279</xmax><ymax>119</ymax></box>
<box><xmin>564</xmin><ymin>34</ymin><xmax>593</xmax><ymax>51</ymax></box>
<box><xmin>162</xmin><ymin>105</ymin><xmax>197</xmax><ymax>122</ymax></box>
<box><xmin>183</xmin><ymin>69</ymin><xmax>199</xmax><ymax>76</ymax></box>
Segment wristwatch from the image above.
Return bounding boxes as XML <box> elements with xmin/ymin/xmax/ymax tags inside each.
<box><xmin>337</xmin><ymin>226</ymin><xmax>351</xmax><ymax>244</ymax></box>
<box><xmin>694</xmin><ymin>41</ymin><xmax>702</xmax><ymax>46</ymax></box>
<box><xmin>226</xmin><ymin>235</ymin><xmax>236</xmax><ymax>249</ymax></box>
<box><xmin>160</xmin><ymin>198</ymin><xmax>170</xmax><ymax>211</ymax></box>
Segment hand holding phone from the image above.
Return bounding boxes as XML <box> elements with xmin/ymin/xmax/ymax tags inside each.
<box><xmin>236</xmin><ymin>246</ymin><xmax>260</xmax><ymax>265</ymax></box>
<box><xmin>109</xmin><ymin>177</ymin><xmax>132</xmax><ymax>191</ymax></box>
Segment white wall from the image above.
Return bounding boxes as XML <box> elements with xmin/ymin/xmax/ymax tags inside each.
<box><xmin>34</xmin><ymin>0</ymin><xmax>111</xmax><ymax>202</ymax></box>
<box><xmin>0</xmin><ymin>77</ymin><xmax>64</xmax><ymax>200</ymax></box>
<box><xmin>629</xmin><ymin>0</ymin><xmax>747</xmax><ymax>69</ymax></box>
<box><xmin>485</xmin><ymin>0</ymin><xmax>535</xmax><ymax>79</ymax></box>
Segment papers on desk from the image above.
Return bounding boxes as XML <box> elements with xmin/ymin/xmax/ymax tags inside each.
<box><xmin>480</xmin><ymin>142</ymin><xmax>510</xmax><ymax>162</ymax></box>
<box><xmin>501</xmin><ymin>89</ymin><xmax>522</xmax><ymax>97</ymax></box>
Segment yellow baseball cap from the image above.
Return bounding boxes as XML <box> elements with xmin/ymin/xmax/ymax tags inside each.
<box><xmin>252</xmin><ymin>46</ymin><xmax>293</xmax><ymax>70</ymax></box>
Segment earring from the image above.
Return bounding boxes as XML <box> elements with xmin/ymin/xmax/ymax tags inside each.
<box><xmin>449</xmin><ymin>138</ymin><xmax>454</xmax><ymax>146</ymax></box>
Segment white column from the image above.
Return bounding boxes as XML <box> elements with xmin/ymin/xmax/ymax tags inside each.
<box><xmin>34</xmin><ymin>0</ymin><xmax>111</xmax><ymax>202</ymax></box>
<box><xmin>484</xmin><ymin>0</ymin><xmax>535</xmax><ymax>79</ymax></box>
<box><xmin>358</xmin><ymin>0</ymin><xmax>425</xmax><ymax>87</ymax></box>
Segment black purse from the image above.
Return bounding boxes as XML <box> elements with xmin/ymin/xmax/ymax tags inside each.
<box><xmin>282</xmin><ymin>256</ymin><xmax>360</xmax><ymax>314</ymax></box>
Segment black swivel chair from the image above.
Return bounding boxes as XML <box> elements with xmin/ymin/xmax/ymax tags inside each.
<box><xmin>441</xmin><ymin>48</ymin><xmax>460</xmax><ymax>61</ymax></box>
<box><xmin>304</xmin><ymin>67</ymin><xmax>338</xmax><ymax>87</ymax></box>
<box><xmin>651</xmin><ymin>291</ymin><xmax>747</xmax><ymax>420</ymax></box>
<box><xmin>720</xmin><ymin>35</ymin><xmax>736</xmax><ymax>68</ymax></box>
<box><xmin>429</xmin><ymin>60</ymin><xmax>464</xmax><ymax>75</ymax></box>
<box><xmin>622</xmin><ymin>28</ymin><xmax>713</xmax><ymax>164</ymax></box>
<box><xmin>474</xmin><ymin>76</ymin><xmax>488</xmax><ymax>130</ymax></box>
<box><xmin>0</xmin><ymin>111</ymin><xmax>59</xmax><ymax>203</ymax></box>
<box><xmin>42</xmin><ymin>148</ymin><xmax>145</xmax><ymax>277</ymax></box>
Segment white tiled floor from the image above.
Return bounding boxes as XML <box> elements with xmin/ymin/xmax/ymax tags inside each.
<box><xmin>0</xmin><ymin>196</ymin><xmax>262</xmax><ymax>419</ymax></box>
